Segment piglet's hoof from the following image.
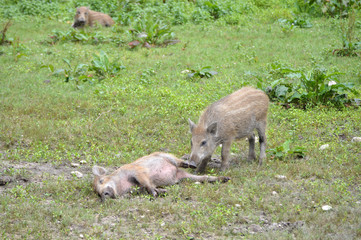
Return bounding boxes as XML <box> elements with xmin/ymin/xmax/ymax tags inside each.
<box><xmin>155</xmin><ymin>188</ymin><xmax>167</xmax><ymax>197</ymax></box>
<box><xmin>180</xmin><ymin>161</ymin><xmax>197</xmax><ymax>169</ymax></box>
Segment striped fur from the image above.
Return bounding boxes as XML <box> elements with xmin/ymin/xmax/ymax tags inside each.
<box><xmin>188</xmin><ymin>87</ymin><xmax>269</xmax><ymax>172</ymax></box>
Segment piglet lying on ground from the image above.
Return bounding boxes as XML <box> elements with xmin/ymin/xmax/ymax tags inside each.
<box><xmin>92</xmin><ymin>152</ymin><xmax>230</xmax><ymax>201</ymax></box>
<box><xmin>72</xmin><ymin>6</ymin><xmax>114</xmax><ymax>28</ymax></box>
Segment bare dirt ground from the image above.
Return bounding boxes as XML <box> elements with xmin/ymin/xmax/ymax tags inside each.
<box><xmin>0</xmin><ymin>158</ymin><xmax>96</xmax><ymax>193</ymax></box>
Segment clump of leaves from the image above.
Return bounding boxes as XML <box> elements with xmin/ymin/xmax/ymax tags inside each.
<box><xmin>17</xmin><ymin>0</ymin><xmax>59</xmax><ymax>17</ymax></box>
<box><xmin>278</xmin><ymin>15</ymin><xmax>313</xmax><ymax>29</ymax></box>
<box><xmin>259</xmin><ymin>62</ymin><xmax>359</xmax><ymax>109</ymax></box>
<box><xmin>42</xmin><ymin>51</ymin><xmax>125</xmax><ymax>88</ymax></box>
<box><xmin>199</xmin><ymin>0</ymin><xmax>227</xmax><ymax>20</ymax></box>
<box><xmin>278</xmin><ymin>19</ymin><xmax>296</xmax><ymax>35</ymax></box>
<box><xmin>333</xmin><ymin>41</ymin><xmax>361</xmax><ymax>57</ymax></box>
<box><xmin>89</xmin><ymin>51</ymin><xmax>125</xmax><ymax>79</ymax></box>
<box><xmin>307</xmin><ymin>0</ymin><xmax>360</xmax><ymax>17</ymax></box>
<box><xmin>268</xmin><ymin>140</ymin><xmax>306</xmax><ymax>160</ymax></box>
<box><xmin>294</xmin><ymin>0</ymin><xmax>320</xmax><ymax>16</ymax></box>
<box><xmin>47</xmin><ymin>28</ymin><xmax>123</xmax><ymax>46</ymax></box>
<box><xmin>47</xmin><ymin>58</ymin><xmax>90</xmax><ymax>87</ymax></box>
<box><xmin>187</xmin><ymin>66</ymin><xmax>218</xmax><ymax>79</ymax></box>
<box><xmin>290</xmin><ymin>14</ymin><xmax>313</xmax><ymax>28</ymax></box>
<box><xmin>128</xmin><ymin>16</ymin><xmax>177</xmax><ymax>48</ymax></box>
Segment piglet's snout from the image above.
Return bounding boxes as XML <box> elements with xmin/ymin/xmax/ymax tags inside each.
<box><xmin>77</xmin><ymin>17</ymin><xmax>86</xmax><ymax>23</ymax></box>
<box><xmin>188</xmin><ymin>154</ymin><xmax>199</xmax><ymax>168</ymax></box>
<box><xmin>100</xmin><ymin>186</ymin><xmax>115</xmax><ymax>202</ymax></box>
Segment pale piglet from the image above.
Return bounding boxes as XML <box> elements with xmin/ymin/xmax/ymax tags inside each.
<box><xmin>92</xmin><ymin>152</ymin><xmax>230</xmax><ymax>201</ymax></box>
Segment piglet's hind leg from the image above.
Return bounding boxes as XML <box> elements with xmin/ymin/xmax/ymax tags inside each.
<box><xmin>176</xmin><ymin>170</ymin><xmax>230</xmax><ymax>183</ymax></box>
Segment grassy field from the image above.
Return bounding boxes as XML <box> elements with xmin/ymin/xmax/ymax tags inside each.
<box><xmin>1</xmin><ymin>1</ymin><xmax>361</xmax><ymax>239</ymax></box>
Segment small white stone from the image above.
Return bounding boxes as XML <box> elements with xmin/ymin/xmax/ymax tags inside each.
<box><xmin>272</xmin><ymin>191</ymin><xmax>278</xmax><ymax>195</ymax></box>
<box><xmin>161</xmin><ymin>222</ymin><xmax>165</xmax><ymax>227</ymax></box>
<box><xmin>235</xmin><ymin>204</ymin><xmax>241</xmax><ymax>207</ymax></box>
<box><xmin>194</xmin><ymin>181</ymin><xmax>201</xmax><ymax>185</ymax></box>
<box><xmin>137</xmin><ymin>32</ymin><xmax>148</xmax><ymax>38</ymax></box>
<box><xmin>351</xmin><ymin>137</ymin><xmax>361</xmax><ymax>142</ymax></box>
<box><xmin>356</xmin><ymin>201</ymin><xmax>360</xmax><ymax>204</ymax></box>
<box><xmin>275</xmin><ymin>175</ymin><xmax>287</xmax><ymax>180</ymax></box>
<box><xmin>71</xmin><ymin>163</ymin><xmax>80</xmax><ymax>167</ymax></box>
<box><xmin>79</xmin><ymin>234</ymin><xmax>84</xmax><ymax>238</ymax></box>
<box><xmin>181</xmin><ymin>69</ymin><xmax>190</xmax><ymax>74</ymax></box>
<box><xmin>71</xmin><ymin>171</ymin><xmax>83</xmax><ymax>178</ymax></box>
<box><xmin>80</xmin><ymin>160</ymin><xmax>87</xmax><ymax>164</ymax></box>
<box><xmin>319</xmin><ymin>144</ymin><xmax>329</xmax><ymax>150</ymax></box>
<box><xmin>322</xmin><ymin>205</ymin><xmax>332</xmax><ymax>211</ymax></box>
<box><xmin>328</xmin><ymin>80</ymin><xmax>337</xmax><ymax>86</ymax></box>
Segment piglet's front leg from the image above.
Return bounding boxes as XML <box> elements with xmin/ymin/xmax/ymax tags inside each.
<box><xmin>179</xmin><ymin>161</ymin><xmax>197</xmax><ymax>169</ymax></box>
<box><xmin>133</xmin><ymin>173</ymin><xmax>158</xmax><ymax>197</ymax></box>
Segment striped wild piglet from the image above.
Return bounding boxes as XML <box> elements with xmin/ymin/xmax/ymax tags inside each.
<box><xmin>92</xmin><ymin>152</ymin><xmax>230</xmax><ymax>201</ymax></box>
<box><xmin>188</xmin><ymin>87</ymin><xmax>269</xmax><ymax>173</ymax></box>
<box><xmin>72</xmin><ymin>6</ymin><xmax>114</xmax><ymax>28</ymax></box>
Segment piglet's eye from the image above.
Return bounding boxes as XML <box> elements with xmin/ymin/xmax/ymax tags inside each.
<box><xmin>77</xmin><ymin>11</ymin><xmax>80</xmax><ymax>14</ymax></box>
<box><xmin>99</xmin><ymin>179</ymin><xmax>104</xmax><ymax>184</ymax></box>
<box><xmin>85</xmin><ymin>12</ymin><xmax>88</xmax><ymax>15</ymax></box>
<box><xmin>201</xmin><ymin>141</ymin><xmax>207</xmax><ymax>147</ymax></box>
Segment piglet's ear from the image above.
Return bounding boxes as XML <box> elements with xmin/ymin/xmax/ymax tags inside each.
<box><xmin>92</xmin><ymin>166</ymin><xmax>107</xmax><ymax>176</ymax></box>
<box><xmin>188</xmin><ymin>118</ymin><xmax>196</xmax><ymax>133</ymax></box>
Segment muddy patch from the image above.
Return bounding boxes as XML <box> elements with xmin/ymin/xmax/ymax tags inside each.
<box><xmin>226</xmin><ymin>221</ymin><xmax>304</xmax><ymax>236</ymax></box>
<box><xmin>0</xmin><ymin>160</ymin><xmax>100</xmax><ymax>193</ymax></box>
<box><xmin>223</xmin><ymin>212</ymin><xmax>305</xmax><ymax>236</ymax></box>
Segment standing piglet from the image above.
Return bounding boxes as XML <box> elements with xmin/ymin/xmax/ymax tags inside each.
<box><xmin>188</xmin><ymin>87</ymin><xmax>269</xmax><ymax>173</ymax></box>
<box><xmin>92</xmin><ymin>152</ymin><xmax>230</xmax><ymax>201</ymax></box>
<box><xmin>72</xmin><ymin>6</ymin><xmax>114</xmax><ymax>28</ymax></box>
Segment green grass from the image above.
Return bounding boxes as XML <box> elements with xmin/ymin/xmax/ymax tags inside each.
<box><xmin>1</xmin><ymin>11</ymin><xmax>361</xmax><ymax>239</ymax></box>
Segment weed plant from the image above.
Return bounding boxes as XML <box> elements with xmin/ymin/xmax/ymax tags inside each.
<box><xmin>0</xmin><ymin>20</ymin><xmax>12</xmax><ymax>45</ymax></box>
<box><xmin>47</xmin><ymin>28</ymin><xmax>124</xmax><ymax>45</ymax></box>
<box><xmin>187</xmin><ymin>66</ymin><xmax>218</xmax><ymax>79</ymax></box>
<box><xmin>260</xmin><ymin>62</ymin><xmax>359</xmax><ymax>108</ymax></box>
<box><xmin>334</xmin><ymin>3</ymin><xmax>361</xmax><ymax>56</ymax></box>
<box><xmin>129</xmin><ymin>16</ymin><xmax>176</xmax><ymax>46</ymax></box>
